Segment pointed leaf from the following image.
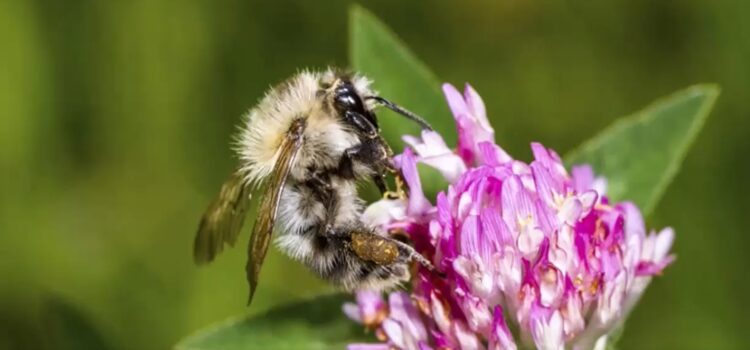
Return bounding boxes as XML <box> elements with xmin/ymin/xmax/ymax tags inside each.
<box><xmin>176</xmin><ymin>294</ymin><xmax>368</xmax><ymax>350</ymax></box>
<box><xmin>565</xmin><ymin>84</ymin><xmax>719</xmax><ymax>215</ymax></box>
<box><xmin>349</xmin><ymin>5</ymin><xmax>453</xmax><ymax>145</ymax></box>
<box><xmin>349</xmin><ymin>5</ymin><xmax>453</xmax><ymax>198</ymax></box>
<box><xmin>43</xmin><ymin>297</ymin><xmax>113</xmax><ymax>350</ymax></box>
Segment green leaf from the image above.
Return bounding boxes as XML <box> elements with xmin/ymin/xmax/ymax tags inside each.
<box><xmin>349</xmin><ymin>5</ymin><xmax>453</xmax><ymax>146</ymax></box>
<box><xmin>565</xmin><ymin>84</ymin><xmax>719</xmax><ymax>215</ymax></box>
<box><xmin>604</xmin><ymin>325</ymin><xmax>625</xmax><ymax>350</ymax></box>
<box><xmin>349</xmin><ymin>5</ymin><xmax>453</xmax><ymax>198</ymax></box>
<box><xmin>175</xmin><ymin>293</ymin><xmax>369</xmax><ymax>350</ymax></box>
<box><xmin>43</xmin><ymin>297</ymin><xmax>113</xmax><ymax>350</ymax></box>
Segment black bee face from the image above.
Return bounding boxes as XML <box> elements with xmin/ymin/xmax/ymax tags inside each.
<box><xmin>333</xmin><ymin>82</ymin><xmax>365</xmax><ymax>112</ymax></box>
<box><xmin>333</xmin><ymin>80</ymin><xmax>380</xmax><ymax>134</ymax></box>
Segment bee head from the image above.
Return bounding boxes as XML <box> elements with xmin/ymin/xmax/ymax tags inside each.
<box><xmin>332</xmin><ymin>80</ymin><xmax>380</xmax><ymax>132</ymax></box>
<box><xmin>319</xmin><ymin>70</ymin><xmax>433</xmax><ymax>136</ymax></box>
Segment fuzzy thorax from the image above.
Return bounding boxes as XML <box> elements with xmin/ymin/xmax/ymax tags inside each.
<box><xmin>235</xmin><ymin>69</ymin><xmax>375</xmax><ymax>186</ymax></box>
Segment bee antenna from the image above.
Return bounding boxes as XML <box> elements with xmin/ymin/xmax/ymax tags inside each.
<box><xmin>366</xmin><ymin>96</ymin><xmax>434</xmax><ymax>131</ymax></box>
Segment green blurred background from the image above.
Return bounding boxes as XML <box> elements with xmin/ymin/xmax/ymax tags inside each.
<box><xmin>1</xmin><ymin>0</ymin><xmax>748</xmax><ymax>349</ymax></box>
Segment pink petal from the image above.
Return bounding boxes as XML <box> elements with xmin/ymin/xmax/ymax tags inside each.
<box><xmin>458</xmin><ymin>215</ymin><xmax>481</xmax><ymax>256</ymax></box>
<box><xmin>531</xmin><ymin>162</ymin><xmax>563</xmax><ymax>209</ymax></box>
<box><xmin>501</xmin><ymin>176</ymin><xmax>536</xmax><ymax>228</ymax></box>
<box><xmin>455</xmin><ymin>287</ymin><xmax>492</xmax><ymax>336</ymax></box>
<box><xmin>479</xmin><ymin>207</ymin><xmax>506</xmax><ymax>256</ymax></box>
<box><xmin>430</xmin><ymin>330</ymin><xmax>455</xmax><ymax>349</ymax></box>
<box><xmin>549</xmin><ymin>225</ymin><xmax>575</xmax><ymax>275</ymax></box>
<box><xmin>478</xmin><ymin>141</ymin><xmax>512</xmax><ymax>166</ymax></box>
<box><xmin>457</xmin><ymin>192</ymin><xmax>474</xmax><ymax>220</ymax></box>
<box><xmin>404</xmin><ymin>130</ymin><xmax>449</xmax><ymax>157</ymax></box>
<box><xmin>636</xmin><ymin>255</ymin><xmax>676</xmax><ymax>276</ymax></box>
<box><xmin>571</xmin><ymin>165</ymin><xmax>595</xmax><ymax>193</ymax></box>
<box><xmin>361</xmin><ymin>199</ymin><xmax>406</xmax><ymax>228</ymax></box>
<box><xmin>561</xmin><ymin>293</ymin><xmax>585</xmax><ymax>338</ymax></box>
<box><xmin>592</xmin><ymin>177</ymin><xmax>608</xmax><ymax>196</ymax></box>
<box><xmin>443</xmin><ymin>83</ymin><xmax>495</xmax><ymax>166</ymax></box>
<box><xmin>382</xmin><ymin>319</ymin><xmax>405</xmax><ymax>349</ymax></box>
<box><xmin>464</xmin><ymin>84</ymin><xmax>488</xmax><ymax>128</ymax></box>
<box><xmin>595</xmin><ymin>272</ymin><xmax>627</xmax><ymax>325</ymax></box>
<box><xmin>578</xmin><ymin>190</ymin><xmax>598</xmax><ymax>214</ymax></box>
<box><xmin>398</xmin><ymin>148</ymin><xmax>432</xmax><ymax>216</ymax></box>
<box><xmin>530</xmin><ymin>306</ymin><xmax>565</xmax><ymax>350</ymax></box>
<box><xmin>517</xmin><ymin>225</ymin><xmax>544</xmax><ymax>258</ymax></box>
<box><xmin>619</xmin><ymin>202</ymin><xmax>646</xmax><ymax>241</ymax></box>
<box><xmin>430</xmin><ymin>292</ymin><xmax>453</xmax><ymax>338</ymax></box>
<box><xmin>557</xmin><ymin>197</ymin><xmax>583</xmax><ymax>226</ymax></box>
<box><xmin>497</xmin><ymin>246</ymin><xmax>523</xmax><ymax>295</ymax></box>
<box><xmin>389</xmin><ymin>292</ymin><xmax>428</xmax><ymax>341</ymax></box>
<box><xmin>453</xmin><ymin>321</ymin><xmax>485</xmax><ymax>350</ymax></box>
<box><xmin>488</xmin><ymin>306</ymin><xmax>517</xmax><ymax>350</ymax></box>
<box><xmin>531</xmin><ymin>142</ymin><xmax>567</xmax><ymax>179</ymax></box>
<box><xmin>404</xmin><ymin>130</ymin><xmax>467</xmax><ymax>183</ymax></box>
<box><xmin>421</xmin><ymin>155</ymin><xmax>466</xmax><ymax>184</ymax></box>
<box><xmin>343</xmin><ymin>302</ymin><xmax>361</xmax><ymax>323</ymax></box>
<box><xmin>539</xmin><ymin>267</ymin><xmax>563</xmax><ymax>307</ymax></box>
<box><xmin>442</xmin><ymin>83</ymin><xmax>470</xmax><ymax>120</ymax></box>
<box><xmin>356</xmin><ymin>290</ymin><xmax>385</xmax><ymax>325</ymax></box>
<box><xmin>455</xmin><ymin>116</ymin><xmax>478</xmax><ymax>164</ymax></box>
<box><xmin>534</xmin><ymin>199</ymin><xmax>557</xmax><ymax>237</ymax></box>
<box><xmin>653</xmin><ymin>227</ymin><xmax>675</xmax><ymax>260</ymax></box>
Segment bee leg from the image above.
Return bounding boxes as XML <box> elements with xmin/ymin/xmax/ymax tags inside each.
<box><xmin>338</xmin><ymin>144</ymin><xmax>363</xmax><ymax>180</ymax></box>
<box><xmin>338</xmin><ymin>109</ymin><xmax>386</xmax><ymax>178</ymax></box>
<box><xmin>378</xmin><ymin>170</ymin><xmax>408</xmax><ymax>200</ymax></box>
<box><xmin>339</xmin><ymin>141</ymin><xmax>399</xmax><ymax>198</ymax></box>
<box><xmin>387</xmin><ymin>238</ymin><xmax>441</xmax><ymax>274</ymax></box>
<box><xmin>389</xmin><ymin>171</ymin><xmax>409</xmax><ymax>200</ymax></box>
<box><xmin>338</xmin><ymin>137</ymin><xmax>389</xmax><ymax>183</ymax></box>
<box><xmin>343</xmin><ymin>110</ymin><xmax>379</xmax><ymax>136</ymax></box>
<box><xmin>372</xmin><ymin>173</ymin><xmax>392</xmax><ymax>197</ymax></box>
<box><xmin>349</xmin><ymin>229</ymin><xmax>441</xmax><ymax>275</ymax></box>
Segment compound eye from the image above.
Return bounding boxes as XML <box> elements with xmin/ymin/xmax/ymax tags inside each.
<box><xmin>335</xmin><ymin>92</ymin><xmax>357</xmax><ymax>109</ymax></box>
<box><xmin>334</xmin><ymin>84</ymin><xmax>364</xmax><ymax>112</ymax></box>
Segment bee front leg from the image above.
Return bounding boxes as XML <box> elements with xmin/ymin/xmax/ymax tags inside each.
<box><xmin>339</xmin><ymin>143</ymin><xmax>390</xmax><ymax>193</ymax></box>
<box><xmin>372</xmin><ymin>173</ymin><xmax>390</xmax><ymax>195</ymax></box>
<box><xmin>383</xmin><ymin>170</ymin><xmax>408</xmax><ymax>200</ymax></box>
<box><xmin>338</xmin><ymin>144</ymin><xmax>363</xmax><ymax>180</ymax></box>
<box><xmin>339</xmin><ymin>141</ymin><xmax>396</xmax><ymax>197</ymax></box>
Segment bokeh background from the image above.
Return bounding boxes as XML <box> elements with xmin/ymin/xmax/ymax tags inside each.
<box><xmin>2</xmin><ymin>0</ymin><xmax>748</xmax><ymax>349</ymax></box>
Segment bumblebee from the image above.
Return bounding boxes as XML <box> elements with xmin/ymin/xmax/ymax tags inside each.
<box><xmin>193</xmin><ymin>69</ymin><xmax>435</xmax><ymax>305</ymax></box>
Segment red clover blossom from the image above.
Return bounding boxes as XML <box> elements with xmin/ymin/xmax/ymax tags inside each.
<box><xmin>344</xmin><ymin>83</ymin><xmax>675</xmax><ymax>350</ymax></box>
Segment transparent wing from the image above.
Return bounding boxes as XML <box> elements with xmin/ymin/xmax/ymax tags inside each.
<box><xmin>246</xmin><ymin>119</ymin><xmax>306</xmax><ymax>305</ymax></box>
<box><xmin>193</xmin><ymin>171</ymin><xmax>252</xmax><ymax>264</ymax></box>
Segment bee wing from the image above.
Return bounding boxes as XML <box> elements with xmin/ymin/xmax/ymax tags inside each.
<box><xmin>246</xmin><ymin>119</ymin><xmax>306</xmax><ymax>305</ymax></box>
<box><xmin>193</xmin><ymin>171</ymin><xmax>252</xmax><ymax>264</ymax></box>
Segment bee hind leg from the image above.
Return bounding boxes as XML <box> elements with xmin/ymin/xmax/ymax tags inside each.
<box><xmin>318</xmin><ymin>233</ymin><xmax>410</xmax><ymax>291</ymax></box>
<box><xmin>348</xmin><ymin>229</ymin><xmax>442</xmax><ymax>276</ymax></box>
<box><xmin>389</xmin><ymin>238</ymin><xmax>441</xmax><ymax>275</ymax></box>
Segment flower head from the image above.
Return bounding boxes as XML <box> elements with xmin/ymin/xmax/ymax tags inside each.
<box><xmin>345</xmin><ymin>83</ymin><xmax>675</xmax><ymax>350</ymax></box>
